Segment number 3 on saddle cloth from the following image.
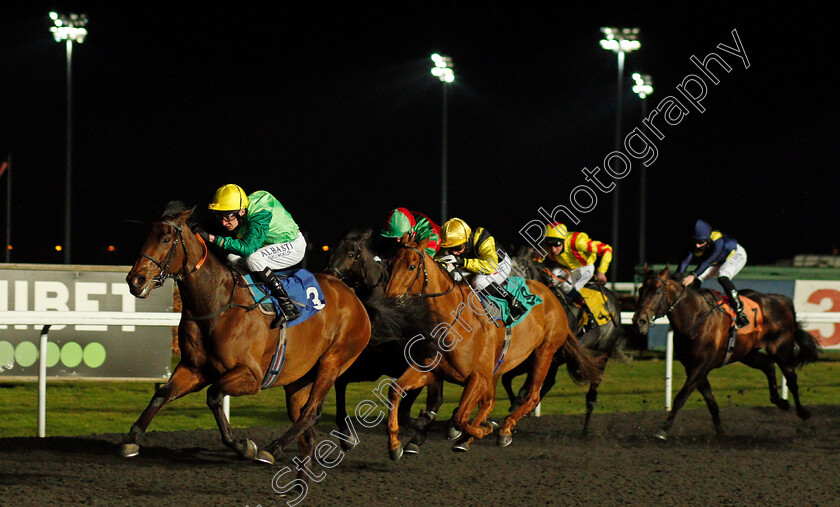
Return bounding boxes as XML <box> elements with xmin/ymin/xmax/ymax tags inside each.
<box><xmin>241</xmin><ymin>268</ymin><xmax>327</xmax><ymax>389</ymax></box>
<box><xmin>242</xmin><ymin>268</ymin><xmax>327</xmax><ymax>326</ymax></box>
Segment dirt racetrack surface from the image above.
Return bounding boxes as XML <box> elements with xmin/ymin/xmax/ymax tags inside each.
<box><xmin>2</xmin><ymin>405</ymin><xmax>839</xmax><ymax>506</ymax></box>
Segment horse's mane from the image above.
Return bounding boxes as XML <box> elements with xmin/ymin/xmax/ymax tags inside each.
<box><xmin>161</xmin><ymin>200</ymin><xmax>203</xmax><ymax>231</ymax></box>
<box><xmin>365</xmin><ymin>293</ymin><xmax>441</xmax><ymax>345</ymax></box>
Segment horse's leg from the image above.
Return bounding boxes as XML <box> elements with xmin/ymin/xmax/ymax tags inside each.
<box><xmin>263</xmin><ymin>363</ymin><xmax>337</xmax><ymax>461</ymax></box>
<box><xmin>120</xmin><ymin>364</ymin><xmax>207</xmax><ymax>457</ymax></box>
<box><xmin>333</xmin><ymin>377</ymin><xmax>356</xmax><ymax>451</ymax></box>
<box><xmin>452</xmin><ymin>384</ymin><xmax>497</xmax><ymax>452</ymax></box>
<box><xmin>655</xmin><ymin>361</ymin><xmax>713</xmax><ymax>441</ymax></box>
<box><xmin>777</xmin><ymin>361</ymin><xmax>811</xmax><ymax>420</ymax></box>
<box><xmin>286</xmin><ymin>382</ymin><xmax>322</xmax><ymax>484</ymax></box>
<box><xmin>501</xmin><ymin>370</ymin><xmax>517</xmax><ymax>411</ymax></box>
<box><xmin>498</xmin><ymin>344</ymin><xmax>557</xmax><ymax>446</ymax></box>
<box><xmin>582</xmin><ymin>355</ymin><xmax>608</xmax><ymax>436</ymax></box>
<box><xmin>740</xmin><ymin>350</ymin><xmax>790</xmax><ymax>411</ymax></box>
<box><xmin>399</xmin><ymin>387</ymin><xmax>422</xmax><ymax>428</ymax></box>
<box><xmin>387</xmin><ymin>368</ymin><xmax>435</xmax><ymax>461</ymax></box>
<box><xmin>696</xmin><ymin>376</ymin><xmax>724</xmax><ymax>436</ymax></box>
<box><xmin>206</xmin><ymin>364</ymin><xmax>265</xmax><ymax>459</ymax></box>
<box><xmin>206</xmin><ymin>384</ymin><xmax>257</xmax><ymax>460</ymax></box>
<box><xmin>407</xmin><ymin>379</ymin><xmax>444</xmax><ymax>451</ymax></box>
<box><xmin>451</xmin><ymin>373</ymin><xmax>494</xmax><ymax>441</ymax></box>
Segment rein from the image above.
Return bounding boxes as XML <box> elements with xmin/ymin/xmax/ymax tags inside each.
<box><xmin>397</xmin><ymin>246</ymin><xmax>456</xmax><ymax>300</ymax></box>
<box><xmin>328</xmin><ymin>238</ymin><xmax>387</xmax><ymax>289</ymax></box>
<box><xmin>638</xmin><ymin>277</ymin><xmax>688</xmax><ymax>320</ymax></box>
<box><xmin>141</xmin><ymin>220</ymin><xmax>207</xmax><ymax>288</ymax></box>
<box><xmin>142</xmin><ymin>219</ymin><xmax>260</xmax><ymax>322</ymax></box>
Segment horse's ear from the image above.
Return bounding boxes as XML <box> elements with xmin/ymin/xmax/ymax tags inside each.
<box><xmin>660</xmin><ymin>264</ymin><xmax>671</xmax><ymax>278</ymax></box>
<box><xmin>643</xmin><ymin>263</ymin><xmax>650</xmax><ymax>275</ymax></box>
<box><xmin>417</xmin><ymin>237</ymin><xmax>430</xmax><ymax>251</ymax></box>
<box><xmin>399</xmin><ymin>232</ymin><xmax>411</xmax><ymax>244</ymax></box>
<box><xmin>177</xmin><ymin>207</ymin><xmax>195</xmax><ymax>224</ymax></box>
<box><xmin>360</xmin><ymin>228</ymin><xmax>373</xmax><ymax>242</ymax></box>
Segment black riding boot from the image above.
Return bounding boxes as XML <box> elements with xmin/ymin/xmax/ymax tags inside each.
<box><xmin>256</xmin><ymin>267</ymin><xmax>301</xmax><ymax>328</ymax></box>
<box><xmin>487</xmin><ymin>282</ymin><xmax>527</xmax><ymax>322</ymax></box>
<box><xmin>567</xmin><ymin>288</ymin><xmax>597</xmax><ymax>336</ymax></box>
<box><xmin>718</xmin><ymin>276</ymin><xmax>749</xmax><ymax>329</ymax></box>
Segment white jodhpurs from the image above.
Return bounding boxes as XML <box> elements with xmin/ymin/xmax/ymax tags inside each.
<box><xmin>698</xmin><ymin>244</ymin><xmax>747</xmax><ymax>281</ymax></box>
<box><xmin>557</xmin><ymin>264</ymin><xmax>595</xmax><ymax>294</ymax></box>
<box><xmin>225</xmin><ymin>232</ymin><xmax>307</xmax><ymax>272</ymax></box>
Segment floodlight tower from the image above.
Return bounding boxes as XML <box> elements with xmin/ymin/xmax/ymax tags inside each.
<box><xmin>632</xmin><ymin>73</ymin><xmax>653</xmax><ymax>267</ymax></box>
<box><xmin>600</xmin><ymin>27</ymin><xmax>640</xmax><ymax>285</ymax></box>
<box><xmin>431</xmin><ymin>53</ymin><xmax>454</xmax><ymax>222</ymax></box>
<box><xmin>49</xmin><ymin>11</ymin><xmax>88</xmax><ymax>264</ymax></box>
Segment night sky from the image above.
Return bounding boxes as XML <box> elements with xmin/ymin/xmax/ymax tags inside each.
<box><xmin>1</xmin><ymin>4</ymin><xmax>836</xmax><ymax>280</ymax></box>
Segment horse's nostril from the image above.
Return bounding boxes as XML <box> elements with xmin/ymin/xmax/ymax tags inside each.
<box><xmin>132</xmin><ymin>275</ymin><xmax>146</xmax><ymax>288</ymax></box>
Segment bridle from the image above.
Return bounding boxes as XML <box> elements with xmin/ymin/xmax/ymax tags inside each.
<box><xmin>142</xmin><ymin>220</ymin><xmax>207</xmax><ymax>288</ymax></box>
<box><xmin>637</xmin><ymin>276</ymin><xmax>687</xmax><ymax>321</ymax></box>
<box><xmin>389</xmin><ymin>246</ymin><xmax>456</xmax><ymax>301</ymax></box>
<box><xmin>327</xmin><ymin>238</ymin><xmax>387</xmax><ymax>289</ymax></box>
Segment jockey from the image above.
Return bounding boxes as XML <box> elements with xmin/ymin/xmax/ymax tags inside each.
<box><xmin>539</xmin><ymin>222</ymin><xmax>612</xmax><ymax>334</ymax></box>
<box><xmin>437</xmin><ymin>217</ymin><xmax>526</xmax><ymax>320</ymax></box>
<box><xmin>380</xmin><ymin>207</ymin><xmax>442</xmax><ymax>257</ymax></box>
<box><xmin>678</xmin><ymin>219</ymin><xmax>749</xmax><ymax>329</ymax></box>
<box><xmin>202</xmin><ymin>184</ymin><xmax>306</xmax><ymax>327</ymax></box>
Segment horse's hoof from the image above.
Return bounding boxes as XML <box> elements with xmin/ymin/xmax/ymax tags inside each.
<box><xmin>497</xmin><ymin>433</ymin><xmax>513</xmax><ymax>447</ymax></box>
<box><xmin>389</xmin><ymin>446</ymin><xmax>403</xmax><ymax>461</ymax></box>
<box><xmin>451</xmin><ymin>440</ymin><xmax>470</xmax><ymax>453</ymax></box>
<box><xmin>243</xmin><ymin>439</ymin><xmax>258</xmax><ymax>460</ymax></box>
<box><xmin>120</xmin><ymin>443</ymin><xmax>140</xmax><ymax>458</ymax></box>
<box><xmin>403</xmin><ymin>443</ymin><xmax>421</xmax><ymax>455</ymax></box>
<box><xmin>339</xmin><ymin>438</ymin><xmax>357</xmax><ymax>452</ymax></box>
<box><xmin>797</xmin><ymin>408</ymin><xmax>812</xmax><ymax>421</ymax></box>
<box><xmin>654</xmin><ymin>429</ymin><xmax>668</xmax><ymax>441</ymax></box>
<box><xmin>254</xmin><ymin>450</ymin><xmax>276</xmax><ymax>465</ymax></box>
<box><xmin>446</xmin><ymin>426</ymin><xmax>462</xmax><ymax>440</ymax></box>
<box><xmin>775</xmin><ymin>399</ymin><xmax>791</xmax><ymax>411</ymax></box>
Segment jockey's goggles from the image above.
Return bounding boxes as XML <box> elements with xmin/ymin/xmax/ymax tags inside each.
<box><xmin>214</xmin><ymin>210</ymin><xmax>239</xmax><ymax>222</ymax></box>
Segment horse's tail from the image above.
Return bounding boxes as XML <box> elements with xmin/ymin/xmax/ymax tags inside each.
<box><xmin>793</xmin><ymin>321</ymin><xmax>822</xmax><ymax>367</ymax></box>
<box><xmin>560</xmin><ymin>335</ymin><xmax>603</xmax><ymax>385</ymax></box>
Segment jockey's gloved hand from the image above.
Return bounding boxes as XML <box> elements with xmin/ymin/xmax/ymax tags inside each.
<box><xmin>438</xmin><ymin>254</ymin><xmax>462</xmax><ymax>267</ymax></box>
<box><xmin>196</xmin><ymin>229</ymin><xmax>211</xmax><ymax>244</ymax></box>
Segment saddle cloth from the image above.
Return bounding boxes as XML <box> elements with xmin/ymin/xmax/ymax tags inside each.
<box><xmin>242</xmin><ymin>268</ymin><xmax>326</xmax><ymax>328</ymax></box>
<box><xmin>713</xmin><ymin>291</ymin><xmax>764</xmax><ymax>334</ymax></box>
<box><xmin>479</xmin><ymin>276</ymin><xmax>543</xmax><ymax>328</ymax></box>
<box><xmin>579</xmin><ymin>287</ymin><xmax>614</xmax><ymax>327</ymax></box>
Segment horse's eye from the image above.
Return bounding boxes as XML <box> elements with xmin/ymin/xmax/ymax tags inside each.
<box><xmin>347</xmin><ymin>253</ymin><xmax>355</xmax><ymax>259</ymax></box>
<box><xmin>655</xmin><ymin>289</ymin><xmax>662</xmax><ymax>295</ymax></box>
<box><xmin>163</xmin><ymin>236</ymin><xmax>172</xmax><ymax>244</ymax></box>
<box><xmin>409</xmin><ymin>264</ymin><xmax>417</xmax><ymax>270</ymax></box>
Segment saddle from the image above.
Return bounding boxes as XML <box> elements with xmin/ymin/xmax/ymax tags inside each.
<box><xmin>713</xmin><ymin>290</ymin><xmax>763</xmax><ymax>334</ymax></box>
<box><xmin>238</xmin><ymin>267</ymin><xmax>326</xmax><ymax>328</ymax></box>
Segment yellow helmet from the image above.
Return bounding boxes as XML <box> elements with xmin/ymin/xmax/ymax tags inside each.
<box><xmin>544</xmin><ymin>222</ymin><xmax>568</xmax><ymax>242</ymax></box>
<box><xmin>440</xmin><ymin>218</ymin><xmax>472</xmax><ymax>248</ymax></box>
<box><xmin>209</xmin><ymin>184</ymin><xmax>249</xmax><ymax>211</ymax></box>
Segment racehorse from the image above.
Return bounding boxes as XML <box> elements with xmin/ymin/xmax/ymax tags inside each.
<box><xmin>326</xmin><ymin>228</ymin><xmax>444</xmax><ymax>453</ymax></box>
<box><xmin>633</xmin><ymin>266</ymin><xmax>821</xmax><ymax>440</ymax></box>
<box><xmin>502</xmin><ymin>250</ymin><xmax>626</xmax><ymax>434</ymax></box>
<box><xmin>121</xmin><ymin>202</ymin><xmax>371</xmax><ymax>479</ymax></box>
<box><xmin>498</xmin><ymin>249</ymin><xmax>625</xmax><ymax>433</ymax></box>
<box><xmin>383</xmin><ymin>238</ymin><xmax>602</xmax><ymax>459</ymax></box>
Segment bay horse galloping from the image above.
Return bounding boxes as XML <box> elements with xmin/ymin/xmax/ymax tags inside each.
<box><xmin>633</xmin><ymin>266</ymin><xmax>821</xmax><ymax>440</ymax></box>
<box><xmin>122</xmin><ymin>202</ymin><xmax>370</xmax><ymax>476</ymax></box>
<box><xmin>503</xmin><ymin>250</ymin><xmax>626</xmax><ymax>434</ymax></box>
<box><xmin>384</xmin><ymin>238</ymin><xmax>601</xmax><ymax>459</ymax></box>
<box><xmin>325</xmin><ymin>228</ymin><xmax>444</xmax><ymax>453</ymax></box>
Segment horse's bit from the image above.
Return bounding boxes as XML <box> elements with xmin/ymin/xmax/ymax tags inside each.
<box><xmin>141</xmin><ymin>220</ymin><xmax>206</xmax><ymax>288</ymax></box>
